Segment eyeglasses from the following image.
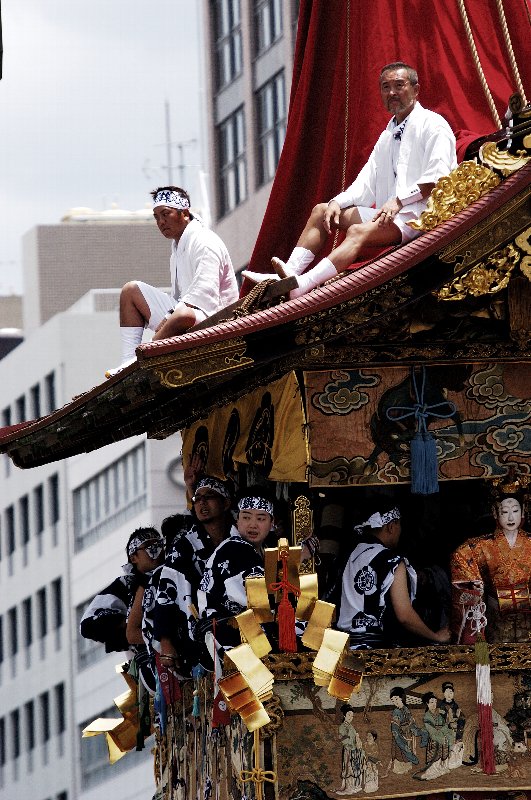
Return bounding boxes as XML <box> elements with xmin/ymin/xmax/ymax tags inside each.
<box><xmin>191</xmin><ymin>492</ymin><xmax>221</xmax><ymax>503</ymax></box>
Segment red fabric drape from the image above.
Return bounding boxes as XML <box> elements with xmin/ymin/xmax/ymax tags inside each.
<box><xmin>244</xmin><ymin>0</ymin><xmax>531</xmax><ymax>287</ymax></box>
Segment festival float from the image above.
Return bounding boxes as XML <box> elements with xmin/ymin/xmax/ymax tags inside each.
<box><xmin>0</xmin><ymin>1</ymin><xmax>530</xmax><ymax>798</ymax></box>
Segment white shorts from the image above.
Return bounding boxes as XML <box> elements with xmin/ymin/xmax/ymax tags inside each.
<box><xmin>357</xmin><ymin>206</ymin><xmax>421</xmax><ymax>243</ymax></box>
<box><xmin>135</xmin><ymin>281</ymin><xmax>207</xmax><ymax>331</ymax></box>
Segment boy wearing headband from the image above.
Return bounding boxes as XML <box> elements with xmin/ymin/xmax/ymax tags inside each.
<box><xmin>338</xmin><ymin>505</ymin><xmax>450</xmax><ymax>648</ymax></box>
<box><xmin>107</xmin><ymin>186</ymin><xmax>238</xmax><ymax>376</ymax></box>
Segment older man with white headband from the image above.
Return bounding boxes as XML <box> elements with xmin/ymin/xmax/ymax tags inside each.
<box><xmin>338</xmin><ymin>505</ymin><xmax>450</xmax><ymax>649</ymax></box>
<box><xmin>107</xmin><ymin>186</ymin><xmax>238</xmax><ymax>376</ymax></box>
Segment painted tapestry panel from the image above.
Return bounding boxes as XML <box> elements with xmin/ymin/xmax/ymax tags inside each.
<box><xmin>273</xmin><ymin>672</ymin><xmax>531</xmax><ymax>799</ymax></box>
<box><xmin>304</xmin><ymin>364</ymin><xmax>531</xmax><ymax>488</ymax></box>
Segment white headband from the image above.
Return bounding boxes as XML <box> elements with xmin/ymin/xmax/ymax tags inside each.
<box><xmin>152</xmin><ymin>189</ymin><xmax>190</xmax><ymax>210</ymax></box>
<box><xmin>238</xmin><ymin>496</ymin><xmax>274</xmax><ymax>516</ymax></box>
<box><xmin>354</xmin><ymin>507</ymin><xmax>400</xmax><ymax>534</ymax></box>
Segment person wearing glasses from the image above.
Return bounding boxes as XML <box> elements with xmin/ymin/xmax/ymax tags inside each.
<box><xmin>243</xmin><ymin>62</ymin><xmax>456</xmax><ymax>299</ymax></box>
<box><xmin>152</xmin><ymin>475</ymin><xmax>234</xmax><ymax>676</ymax></box>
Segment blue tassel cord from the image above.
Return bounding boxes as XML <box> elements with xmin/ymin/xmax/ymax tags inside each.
<box><xmin>386</xmin><ymin>367</ymin><xmax>457</xmax><ymax>495</ymax></box>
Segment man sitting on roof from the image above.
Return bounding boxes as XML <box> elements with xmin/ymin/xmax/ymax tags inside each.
<box><xmin>243</xmin><ymin>62</ymin><xmax>456</xmax><ymax>299</ymax></box>
<box><xmin>107</xmin><ymin>186</ymin><xmax>239</xmax><ymax>376</ymax></box>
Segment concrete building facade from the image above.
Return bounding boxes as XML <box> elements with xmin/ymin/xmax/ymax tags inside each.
<box><xmin>202</xmin><ymin>0</ymin><xmax>299</xmax><ymax>271</ymax></box>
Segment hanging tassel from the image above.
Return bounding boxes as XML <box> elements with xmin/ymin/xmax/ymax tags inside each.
<box><xmin>410</xmin><ymin>425</ymin><xmax>439</xmax><ymax>495</ymax></box>
<box><xmin>269</xmin><ymin>549</ymin><xmax>300</xmax><ymax>652</ymax></box>
<box><xmin>475</xmin><ymin>635</ymin><xmax>496</xmax><ymax>774</ymax></box>
<box><xmin>191</xmin><ymin>664</ymin><xmax>205</xmax><ymax>718</ymax></box>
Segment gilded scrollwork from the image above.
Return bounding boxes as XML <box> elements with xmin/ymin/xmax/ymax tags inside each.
<box><xmin>263</xmin><ymin>644</ymin><xmax>531</xmax><ymax>680</ymax></box>
<box><xmin>148</xmin><ymin>338</ymin><xmax>254</xmax><ymax>388</ymax></box>
<box><xmin>479</xmin><ymin>141</ymin><xmax>531</xmax><ymax>176</ymax></box>
<box><xmin>292</xmin><ymin>495</ymin><xmax>313</xmax><ymax>544</ymax></box>
<box><xmin>409</xmin><ymin>161</ymin><xmax>500</xmax><ymax>232</ymax></box>
<box><xmin>435</xmin><ymin>242</ymin><xmax>520</xmax><ymax>301</ymax></box>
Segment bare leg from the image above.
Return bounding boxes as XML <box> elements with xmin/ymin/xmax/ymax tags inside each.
<box><xmin>120</xmin><ymin>281</ymin><xmax>151</xmax><ymax>326</ymax></box>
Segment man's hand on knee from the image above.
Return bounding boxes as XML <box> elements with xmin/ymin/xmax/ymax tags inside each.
<box><xmin>373</xmin><ymin>197</ymin><xmax>402</xmax><ymax>226</ymax></box>
<box><xmin>324</xmin><ymin>200</ymin><xmax>341</xmax><ymax>234</ymax></box>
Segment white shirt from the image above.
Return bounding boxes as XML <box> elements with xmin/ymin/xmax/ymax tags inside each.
<box><xmin>170</xmin><ymin>218</ymin><xmax>239</xmax><ymax>318</ymax></box>
<box><xmin>332</xmin><ymin>102</ymin><xmax>457</xmax><ymax>217</ymax></box>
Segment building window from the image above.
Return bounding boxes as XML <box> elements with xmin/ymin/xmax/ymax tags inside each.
<box><xmin>15</xmin><ymin>395</ymin><xmax>26</xmax><ymax>424</ymax></box>
<box><xmin>49</xmin><ymin>474</ymin><xmax>60</xmax><ymax>525</ymax></box>
<box><xmin>45</xmin><ymin>372</ymin><xmax>56</xmax><ymax>414</ymax></box>
<box><xmin>217</xmin><ymin>107</ymin><xmax>247</xmax><ymax>217</ymax></box>
<box><xmin>20</xmin><ymin>495</ymin><xmax>30</xmax><ymax>546</ymax></box>
<box><xmin>213</xmin><ymin>0</ymin><xmax>242</xmax><ymax>90</ymax></box>
<box><xmin>80</xmin><ymin>706</ymin><xmax>151</xmax><ymax>788</ymax></box>
<box><xmin>6</xmin><ymin>506</ymin><xmax>15</xmax><ymax>556</ymax></box>
<box><xmin>34</xmin><ymin>485</ymin><xmax>44</xmax><ymax>536</ymax></box>
<box><xmin>73</xmin><ymin>444</ymin><xmax>147</xmax><ymax>552</ymax></box>
<box><xmin>55</xmin><ymin>684</ymin><xmax>66</xmax><ymax>734</ymax></box>
<box><xmin>0</xmin><ymin>615</ymin><xmax>3</xmax><ymax>666</ymax></box>
<box><xmin>40</xmin><ymin>692</ymin><xmax>50</xmax><ymax>743</ymax></box>
<box><xmin>254</xmin><ymin>0</ymin><xmax>283</xmax><ymax>55</ymax></box>
<box><xmin>0</xmin><ymin>717</ymin><xmax>5</xmax><ymax>767</ymax></box>
<box><xmin>25</xmin><ymin>701</ymin><xmax>35</xmax><ymax>751</ymax></box>
<box><xmin>23</xmin><ymin>597</ymin><xmax>32</xmax><ymax>648</ymax></box>
<box><xmin>37</xmin><ymin>588</ymin><xmax>47</xmax><ymax>639</ymax></box>
<box><xmin>8</xmin><ymin>607</ymin><xmax>18</xmax><ymax>656</ymax></box>
<box><xmin>256</xmin><ymin>71</ymin><xmax>286</xmax><ymax>186</ymax></box>
<box><xmin>52</xmin><ymin>579</ymin><xmax>63</xmax><ymax>629</ymax></box>
<box><xmin>11</xmin><ymin>709</ymin><xmax>21</xmax><ymax>760</ymax></box>
<box><xmin>30</xmin><ymin>383</ymin><xmax>41</xmax><ymax>419</ymax></box>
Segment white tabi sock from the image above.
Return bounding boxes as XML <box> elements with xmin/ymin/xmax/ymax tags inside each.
<box><xmin>121</xmin><ymin>326</ymin><xmax>144</xmax><ymax>362</ymax></box>
<box><xmin>285</xmin><ymin>246</ymin><xmax>315</xmax><ymax>275</ymax></box>
<box><xmin>290</xmin><ymin>257</ymin><xmax>338</xmax><ymax>299</ymax></box>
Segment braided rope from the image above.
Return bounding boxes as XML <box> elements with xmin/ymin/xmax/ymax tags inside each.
<box><xmin>457</xmin><ymin>0</ymin><xmax>502</xmax><ymax>128</ymax></box>
<box><xmin>333</xmin><ymin>0</ymin><xmax>351</xmax><ymax>250</ymax></box>
<box><xmin>231</xmin><ymin>278</ymin><xmax>281</xmax><ymax>318</ymax></box>
<box><xmin>495</xmin><ymin>0</ymin><xmax>527</xmax><ymax>104</ymax></box>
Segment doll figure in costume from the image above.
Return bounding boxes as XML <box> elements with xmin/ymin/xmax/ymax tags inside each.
<box><xmin>451</xmin><ymin>468</ymin><xmax>531</xmax><ymax>643</ymax></box>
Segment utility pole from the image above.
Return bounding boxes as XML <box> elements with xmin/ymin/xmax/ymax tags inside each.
<box><xmin>165</xmin><ymin>100</ymin><xmax>173</xmax><ymax>184</ymax></box>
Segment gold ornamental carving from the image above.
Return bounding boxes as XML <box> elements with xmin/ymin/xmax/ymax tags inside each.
<box><xmin>263</xmin><ymin>644</ymin><xmax>530</xmax><ymax>680</ymax></box>
<box><xmin>515</xmin><ymin>225</ymin><xmax>531</xmax><ymax>280</ymax></box>
<box><xmin>479</xmin><ymin>141</ymin><xmax>531</xmax><ymax>176</ymax></box>
<box><xmin>409</xmin><ymin>161</ymin><xmax>500</xmax><ymax>232</ymax></box>
<box><xmin>435</xmin><ymin>242</ymin><xmax>520</xmax><ymax>301</ymax></box>
<box><xmin>292</xmin><ymin>495</ymin><xmax>313</xmax><ymax>544</ymax></box>
<box><xmin>147</xmin><ymin>338</ymin><xmax>253</xmax><ymax>388</ymax></box>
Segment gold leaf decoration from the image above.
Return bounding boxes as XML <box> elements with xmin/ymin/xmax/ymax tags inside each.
<box><xmin>436</xmin><ymin>243</ymin><xmax>520</xmax><ymax>301</ymax></box>
<box><xmin>479</xmin><ymin>141</ymin><xmax>531</xmax><ymax>176</ymax></box>
<box><xmin>409</xmin><ymin>161</ymin><xmax>500</xmax><ymax>232</ymax></box>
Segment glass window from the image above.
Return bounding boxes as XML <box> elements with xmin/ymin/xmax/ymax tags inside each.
<box><xmin>45</xmin><ymin>372</ymin><xmax>56</xmax><ymax>414</ymax></box>
<box><xmin>256</xmin><ymin>71</ymin><xmax>286</xmax><ymax>186</ymax></box>
<box><xmin>34</xmin><ymin>485</ymin><xmax>44</xmax><ymax>536</ymax></box>
<box><xmin>6</xmin><ymin>505</ymin><xmax>15</xmax><ymax>555</ymax></box>
<box><xmin>8</xmin><ymin>607</ymin><xmax>18</xmax><ymax>656</ymax></box>
<box><xmin>30</xmin><ymin>383</ymin><xmax>41</xmax><ymax>419</ymax></box>
<box><xmin>76</xmin><ymin>601</ymin><xmax>106</xmax><ymax>670</ymax></box>
<box><xmin>23</xmin><ymin>597</ymin><xmax>32</xmax><ymax>647</ymax></box>
<box><xmin>213</xmin><ymin>0</ymin><xmax>242</xmax><ymax>90</ymax></box>
<box><xmin>25</xmin><ymin>700</ymin><xmax>35</xmax><ymax>751</ymax></box>
<box><xmin>40</xmin><ymin>692</ymin><xmax>50</xmax><ymax>743</ymax></box>
<box><xmin>0</xmin><ymin>615</ymin><xmax>3</xmax><ymax>664</ymax></box>
<box><xmin>49</xmin><ymin>474</ymin><xmax>60</xmax><ymax>525</ymax></box>
<box><xmin>217</xmin><ymin>107</ymin><xmax>247</xmax><ymax>217</ymax></box>
<box><xmin>254</xmin><ymin>0</ymin><xmax>283</xmax><ymax>55</ymax></box>
<box><xmin>11</xmin><ymin>709</ymin><xmax>20</xmax><ymax>759</ymax></box>
<box><xmin>20</xmin><ymin>495</ymin><xmax>30</xmax><ymax>545</ymax></box>
<box><xmin>15</xmin><ymin>395</ymin><xmax>26</xmax><ymax>424</ymax></box>
<box><xmin>52</xmin><ymin>579</ymin><xmax>62</xmax><ymax>629</ymax></box>
<box><xmin>37</xmin><ymin>588</ymin><xmax>47</xmax><ymax>639</ymax></box>
<box><xmin>0</xmin><ymin>717</ymin><xmax>5</xmax><ymax>767</ymax></box>
<box><xmin>55</xmin><ymin>684</ymin><xmax>66</xmax><ymax>734</ymax></box>
<box><xmin>73</xmin><ymin>444</ymin><xmax>147</xmax><ymax>552</ymax></box>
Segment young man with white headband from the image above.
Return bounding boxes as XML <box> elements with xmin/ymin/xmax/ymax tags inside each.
<box><xmin>107</xmin><ymin>186</ymin><xmax>238</xmax><ymax>376</ymax></box>
<box><xmin>337</xmin><ymin>505</ymin><xmax>450</xmax><ymax>648</ymax></box>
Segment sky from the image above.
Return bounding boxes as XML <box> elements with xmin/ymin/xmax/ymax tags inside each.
<box><xmin>0</xmin><ymin>0</ymin><xmax>204</xmax><ymax>295</ymax></box>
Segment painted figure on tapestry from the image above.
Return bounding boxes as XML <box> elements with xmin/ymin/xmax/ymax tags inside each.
<box><xmin>451</xmin><ymin>469</ymin><xmax>531</xmax><ymax>643</ymax></box>
<box><xmin>389</xmin><ymin>687</ymin><xmax>428</xmax><ymax>774</ymax></box>
<box><xmin>417</xmin><ymin>692</ymin><xmax>456</xmax><ymax>780</ymax></box>
<box><xmin>336</xmin><ymin>705</ymin><xmax>367</xmax><ymax>795</ymax></box>
<box><xmin>437</xmin><ymin>681</ymin><xmax>465</xmax><ymax>742</ymax></box>
<box><xmin>363</xmin><ymin>731</ymin><xmax>382</xmax><ymax>793</ymax></box>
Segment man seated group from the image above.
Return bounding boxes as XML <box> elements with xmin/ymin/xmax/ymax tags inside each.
<box><xmin>107</xmin><ymin>61</ymin><xmax>457</xmax><ymax>374</ymax></box>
